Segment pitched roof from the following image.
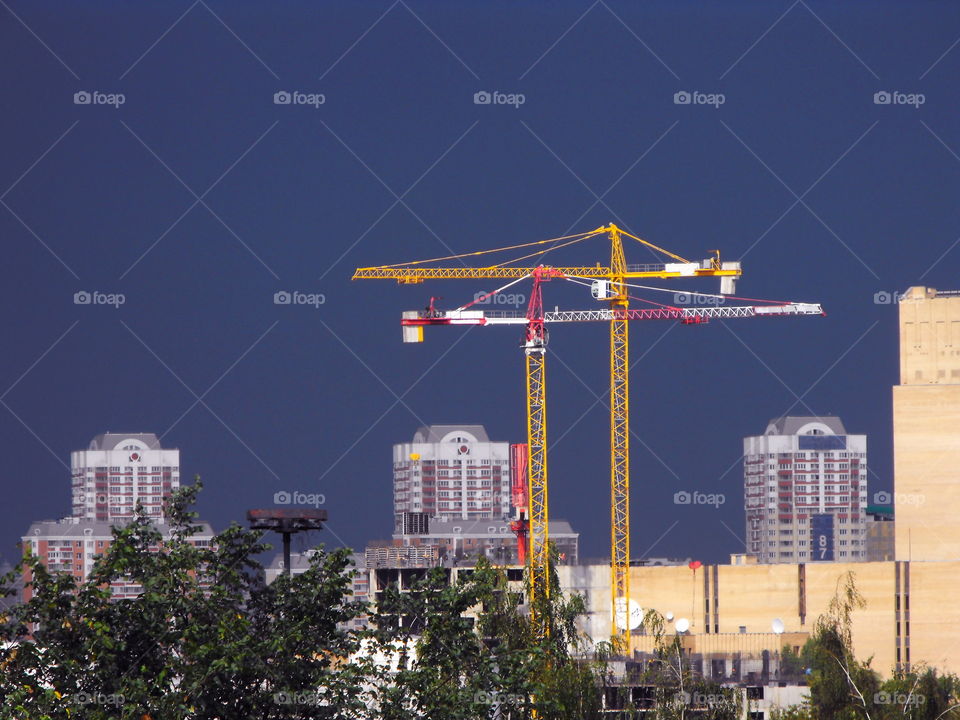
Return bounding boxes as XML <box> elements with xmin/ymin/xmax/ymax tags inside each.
<box><xmin>412</xmin><ymin>425</ymin><xmax>491</xmax><ymax>443</ymax></box>
<box><xmin>765</xmin><ymin>416</ymin><xmax>847</xmax><ymax>436</ymax></box>
<box><xmin>88</xmin><ymin>432</ymin><xmax>165</xmax><ymax>451</ymax></box>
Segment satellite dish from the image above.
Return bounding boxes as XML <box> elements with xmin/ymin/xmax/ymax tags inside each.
<box><xmin>614</xmin><ymin>598</ymin><xmax>644</xmax><ymax>630</ymax></box>
<box><xmin>665</xmin><ymin>611</ymin><xmax>674</xmax><ymax>621</ymax></box>
<box><xmin>772</xmin><ymin>618</ymin><xmax>785</xmax><ymax>634</ymax></box>
<box><xmin>675</xmin><ymin>617</ymin><xmax>690</xmax><ymax>633</ymax></box>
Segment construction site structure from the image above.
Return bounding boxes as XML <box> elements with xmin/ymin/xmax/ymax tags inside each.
<box><xmin>354</xmin><ymin>224</ymin><xmax>823</xmax><ymax>650</ymax></box>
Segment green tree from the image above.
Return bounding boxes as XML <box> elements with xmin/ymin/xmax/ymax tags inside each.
<box><xmin>874</xmin><ymin>666</ymin><xmax>960</xmax><ymax>719</ymax></box>
<box><xmin>370</xmin><ymin>549</ymin><xmax>603</xmax><ymax>720</ymax></box>
<box><xmin>632</xmin><ymin>610</ymin><xmax>743</xmax><ymax>720</ymax></box>
<box><xmin>806</xmin><ymin>572</ymin><xmax>879</xmax><ymax>720</ymax></box>
<box><xmin>0</xmin><ymin>479</ymin><xmax>372</xmax><ymax>720</ymax></box>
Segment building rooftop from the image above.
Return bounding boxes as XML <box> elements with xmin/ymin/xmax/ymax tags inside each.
<box><xmin>23</xmin><ymin>517</ymin><xmax>214</xmax><ymax>538</ymax></box>
<box><xmin>394</xmin><ymin>516</ymin><xmax>576</xmax><ymax>536</ymax></box>
<box><xmin>266</xmin><ymin>550</ymin><xmax>365</xmax><ymax>572</ymax></box>
<box><xmin>411</xmin><ymin>424</ymin><xmax>490</xmax><ymax>443</ymax></box>
<box><xmin>87</xmin><ymin>432</ymin><xmax>167</xmax><ymax>451</ymax></box>
<box><xmin>764</xmin><ymin>416</ymin><xmax>846</xmax><ymax>436</ymax></box>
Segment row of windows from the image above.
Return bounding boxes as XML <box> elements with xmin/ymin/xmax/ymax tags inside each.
<box><xmin>86</xmin><ymin>466</ymin><xmax>179</xmax><ymax>472</ymax></box>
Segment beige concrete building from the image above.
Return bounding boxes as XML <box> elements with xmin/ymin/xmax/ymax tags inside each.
<box><xmin>555</xmin><ymin>289</ymin><xmax>960</xmax><ymax>677</ymax></box>
<box><xmin>893</xmin><ymin>287</ymin><xmax>960</xmax><ymax>562</ymax></box>
<box><xmin>560</xmin><ymin>557</ymin><xmax>960</xmax><ymax>677</ymax></box>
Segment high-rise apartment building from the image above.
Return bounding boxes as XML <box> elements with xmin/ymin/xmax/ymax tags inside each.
<box><xmin>71</xmin><ymin>433</ymin><xmax>180</xmax><ymax>521</ymax></box>
<box><xmin>744</xmin><ymin>416</ymin><xmax>867</xmax><ymax>563</ymax></box>
<box><xmin>392</xmin><ymin>425</ymin><xmax>514</xmax><ymax>531</ymax></box>
<box><xmin>23</xmin><ymin>432</ymin><xmax>204</xmax><ymax>600</ymax></box>
<box><xmin>893</xmin><ymin>287</ymin><xmax>960</xmax><ymax>561</ymax></box>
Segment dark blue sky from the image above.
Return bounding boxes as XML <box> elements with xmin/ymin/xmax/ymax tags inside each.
<box><xmin>2</xmin><ymin>1</ymin><xmax>958</xmax><ymax>565</ymax></box>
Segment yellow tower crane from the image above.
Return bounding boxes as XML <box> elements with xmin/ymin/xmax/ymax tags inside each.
<box><xmin>354</xmin><ymin>224</ymin><xmax>822</xmax><ymax>650</ymax></box>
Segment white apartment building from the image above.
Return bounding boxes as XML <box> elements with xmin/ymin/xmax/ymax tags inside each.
<box><xmin>744</xmin><ymin>416</ymin><xmax>867</xmax><ymax>563</ymax></box>
<box><xmin>71</xmin><ymin>432</ymin><xmax>180</xmax><ymax>522</ymax></box>
<box><xmin>392</xmin><ymin>425</ymin><xmax>514</xmax><ymax>532</ymax></box>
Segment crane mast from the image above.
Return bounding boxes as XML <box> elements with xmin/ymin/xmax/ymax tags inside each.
<box><xmin>607</xmin><ymin>226</ymin><xmax>632</xmax><ymax>650</ymax></box>
<box><xmin>524</xmin><ymin>268</ymin><xmax>552</xmax><ymax>616</ymax></box>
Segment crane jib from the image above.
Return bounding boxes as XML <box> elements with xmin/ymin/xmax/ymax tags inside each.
<box><xmin>399</xmin><ymin>303</ymin><xmax>825</xmax><ymax>327</ymax></box>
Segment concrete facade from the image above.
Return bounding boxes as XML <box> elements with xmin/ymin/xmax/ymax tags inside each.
<box><xmin>559</xmin><ymin>558</ymin><xmax>959</xmax><ymax>677</ymax></box>
<box><xmin>893</xmin><ymin>288</ymin><xmax>960</xmax><ymax>562</ymax></box>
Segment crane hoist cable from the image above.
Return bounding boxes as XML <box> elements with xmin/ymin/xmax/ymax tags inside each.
<box><xmin>490</xmin><ymin>232</ymin><xmax>602</xmax><ymax>268</ymax></box>
<box><xmin>456</xmin><ymin>274</ymin><xmax>533</xmax><ymax>311</ymax></box>
<box><xmin>373</xmin><ymin>230</ymin><xmax>602</xmax><ymax>268</ymax></box>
